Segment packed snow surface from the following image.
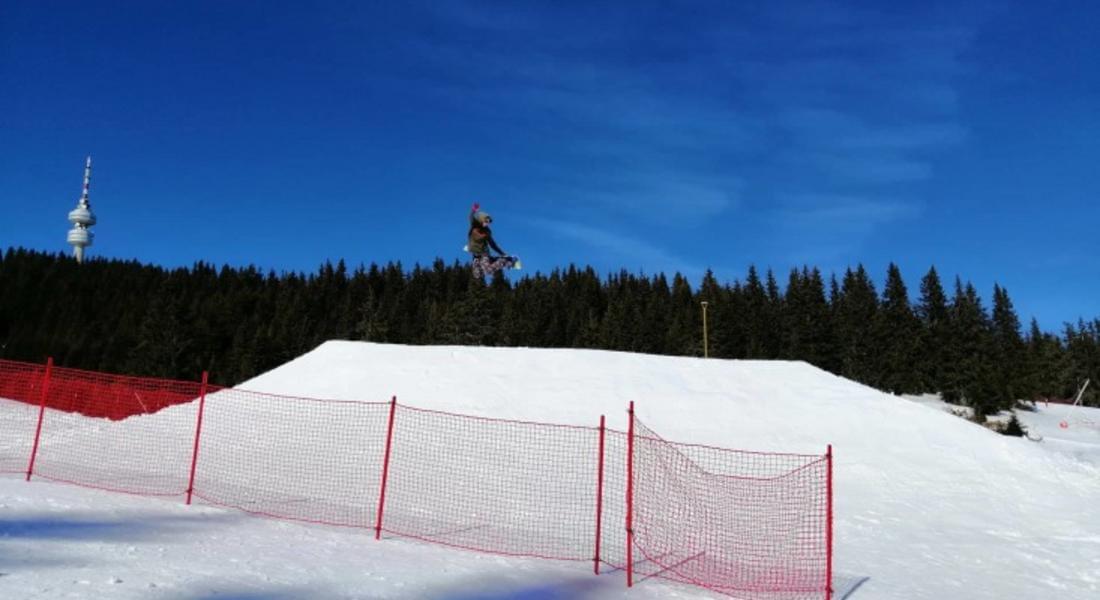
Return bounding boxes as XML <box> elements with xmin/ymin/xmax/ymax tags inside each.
<box><xmin>2</xmin><ymin>341</ymin><xmax>1099</xmax><ymax>599</ymax></box>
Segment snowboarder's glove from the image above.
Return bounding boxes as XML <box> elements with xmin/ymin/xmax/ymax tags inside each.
<box><xmin>472</xmin><ymin>202</ymin><xmax>480</xmax><ymax>212</ymax></box>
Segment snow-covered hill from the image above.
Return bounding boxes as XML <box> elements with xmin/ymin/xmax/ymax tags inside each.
<box><xmin>2</xmin><ymin>341</ymin><xmax>1098</xmax><ymax>599</ymax></box>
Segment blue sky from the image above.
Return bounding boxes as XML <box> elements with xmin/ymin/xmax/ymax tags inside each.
<box><xmin>1</xmin><ymin>1</ymin><xmax>1098</xmax><ymax>331</ymax></box>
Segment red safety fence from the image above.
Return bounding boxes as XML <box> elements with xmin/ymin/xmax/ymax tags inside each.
<box><xmin>0</xmin><ymin>359</ymin><xmax>45</xmax><ymax>474</ymax></box>
<box><xmin>379</xmin><ymin>404</ymin><xmax>601</xmax><ymax>561</ymax></box>
<box><xmin>189</xmin><ymin>387</ymin><xmax>391</xmax><ymax>528</ymax></box>
<box><xmin>623</xmin><ymin>415</ymin><xmax>831</xmax><ymax>599</ymax></box>
<box><xmin>27</xmin><ymin>362</ymin><xmax>204</xmax><ymax>496</ymax></box>
<box><xmin>47</xmin><ymin>370</ymin><xmax>201</xmax><ymax>420</ymax></box>
<box><xmin>0</xmin><ymin>358</ymin><xmax>833</xmax><ymax>598</ymax></box>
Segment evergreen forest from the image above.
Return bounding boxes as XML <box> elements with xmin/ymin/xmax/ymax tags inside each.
<box><xmin>1</xmin><ymin>247</ymin><xmax>1096</xmax><ymax>415</ymax></box>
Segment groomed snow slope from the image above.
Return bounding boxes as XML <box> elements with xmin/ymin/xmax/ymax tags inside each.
<box><xmin>1</xmin><ymin>340</ymin><xmax>1098</xmax><ymax>599</ymax></box>
<box><xmin>238</xmin><ymin>341</ymin><xmax>1100</xmax><ymax>599</ymax></box>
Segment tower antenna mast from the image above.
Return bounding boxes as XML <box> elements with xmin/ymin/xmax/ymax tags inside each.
<box><xmin>67</xmin><ymin>156</ymin><xmax>97</xmax><ymax>263</ymax></box>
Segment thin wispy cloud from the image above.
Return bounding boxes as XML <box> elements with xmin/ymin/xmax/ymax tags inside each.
<box><xmin>777</xmin><ymin>194</ymin><xmax>920</xmax><ymax>226</ymax></box>
<box><xmin>4</xmin><ymin>0</ymin><xmax>1092</xmax><ymax>328</ymax></box>
<box><xmin>395</xmin><ymin>6</ymin><xmax>759</xmax><ymax>231</ymax></box>
<box><xmin>722</xmin><ymin>9</ymin><xmax>974</xmax><ymax>261</ymax></box>
<box><xmin>542</xmin><ymin>170</ymin><xmax>743</xmax><ymax>223</ymax></box>
<box><xmin>770</xmin><ymin>194</ymin><xmax>923</xmax><ymax>264</ymax></box>
<box><xmin>397</xmin><ymin>2</ymin><xmax>978</xmax><ymax>269</ymax></box>
<box><xmin>806</xmin><ymin>153</ymin><xmax>935</xmax><ymax>185</ymax></box>
<box><xmin>779</xmin><ymin>109</ymin><xmax>967</xmax><ymax>151</ymax></box>
<box><xmin>524</xmin><ymin>217</ymin><xmax>702</xmax><ymax>278</ymax></box>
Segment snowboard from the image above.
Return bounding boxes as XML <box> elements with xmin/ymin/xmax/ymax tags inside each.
<box><xmin>464</xmin><ymin>246</ymin><xmax>522</xmax><ymax>270</ymax></box>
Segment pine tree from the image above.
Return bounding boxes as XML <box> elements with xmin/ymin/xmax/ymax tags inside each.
<box><xmin>666</xmin><ymin>273</ymin><xmax>698</xmax><ymax>356</ymax></box>
<box><xmin>1024</xmin><ymin>318</ymin><xmax>1066</xmax><ymax>401</ymax></box>
<box><xmin>599</xmin><ymin>271</ymin><xmax>632</xmax><ymax>351</ymax></box>
<box><xmin>1064</xmin><ymin>320</ymin><xmax>1099</xmax><ymax>405</ymax></box>
<box><xmin>990</xmin><ymin>285</ymin><xmax>1026</xmax><ymax>407</ymax></box>
<box><xmin>699</xmin><ymin>269</ymin><xmax>724</xmax><ymax>357</ymax></box>
<box><xmin>781</xmin><ymin>267</ymin><xmax>832</xmax><ymax>367</ymax></box>
<box><xmin>124</xmin><ymin>275</ymin><xmax>194</xmax><ymax>379</ymax></box>
<box><xmin>876</xmin><ymin>263</ymin><xmax>922</xmax><ymax>393</ymax></box>
<box><xmin>639</xmin><ymin>274</ymin><xmax>671</xmax><ymax>354</ymax></box>
<box><xmin>1001</xmin><ymin>414</ymin><xmax>1027</xmax><ymax>437</ymax></box>
<box><xmin>743</xmin><ymin>266</ymin><xmax>769</xmax><ymax>359</ymax></box>
<box><xmin>834</xmin><ymin>265</ymin><xmax>879</xmax><ymax>384</ymax></box>
<box><xmin>439</xmin><ymin>280</ymin><xmax>497</xmax><ymax>346</ymax></box>
<box><xmin>355</xmin><ymin>287</ymin><xmax>389</xmax><ymax>342</ymax></box>
<box><xmin>717</xmin><ymin>280</ymin><xmax>749</xmax><ymax>359</ymax></box>
<box><xmin>947</xmin><ymin>280</ymin><xmax>998</xmax><ymax>415</ymax></box>
<box><xmin>4</xmin><ymin>245</ymin><xmax>1100</xmax><ymax>398</ymax></box>
<box><xmin>916</xmin><ymin>266</ymin><xmax>951</xmax><ymax>395</ymax></box>
<box><xmin>763</xmin><ymin>269</ymin><xmax>783</xmax><ymax>359</ymax></box>
<box><xmin>818</xmin><ymin>274</ymin><xmax>844</xmax><ymax>374</ymax></box>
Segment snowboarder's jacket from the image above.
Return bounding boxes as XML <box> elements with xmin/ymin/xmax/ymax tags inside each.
<box><xmin>467</xmin><ymin>209</ymin><xmax>504</xmax><ymax>256</ymax></box>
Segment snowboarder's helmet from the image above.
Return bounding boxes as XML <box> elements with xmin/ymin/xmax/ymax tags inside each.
<box><xmin>475</xmin><ymin>211</ymin><xmax>492</xmax><ymax>225</ymax></box>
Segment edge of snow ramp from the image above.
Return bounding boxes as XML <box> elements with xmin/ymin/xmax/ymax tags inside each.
<box><xmin>0</xmin><ymin>355</ymin><xmax>834</xmax><ymax>598</ymax></box>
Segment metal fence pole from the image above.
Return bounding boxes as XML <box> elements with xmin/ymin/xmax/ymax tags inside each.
<box><xmin>25</xmin><ymin>357</ymin><xmax>53</xmax><ymax>482</ymax></box>
<box><xmin>186</xmin><ymin>371</ymin><xmax>210</xmax><ymax>505</ymax></box>
<box><xmin>375</xmin><ymin>396</ymin><xmax>398</xmax><ymax>540</ymax></box>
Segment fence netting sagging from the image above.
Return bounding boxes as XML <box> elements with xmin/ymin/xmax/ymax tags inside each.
<box><xmin>625</xmin><ymin>416</ymin><xmax>830</xmax><ymax>599</ymax></box>
<box><xmin>29</xmin><ymin>365</ymin><xmax>203</xmax><ymax>496</ymax></box>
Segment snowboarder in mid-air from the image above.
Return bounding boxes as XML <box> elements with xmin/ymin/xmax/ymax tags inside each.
<box><xmin>466</xmin><ymin>203</ymin><xmax>520</xmax><ymax>278</ymax></box>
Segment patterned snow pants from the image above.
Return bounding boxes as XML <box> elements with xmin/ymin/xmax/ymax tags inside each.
<box><xmin>472</xmin><ymin>255</ymin><xmax>515</xmax><ymax>278</ymax></box>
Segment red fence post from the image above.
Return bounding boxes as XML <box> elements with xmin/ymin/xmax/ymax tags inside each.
<box><xmin>826</xmin><ymin>444</ymin><xmax>834</xmax><ymax>600</ymax></box>
<box><xmin>25</xmin><ymin>357</ymin><xmax>53</xmax><ymax>482</ymax></box>
<box><xmin>186</xmin><ymin>371</ymin><xmax>210</xmax><ymax>505</ymax></box>
<box><xmin>375</xmin><ymin>395</ymin><xmax>398</xmax><ymax>540</ymax></box>
<box><xmin>594</xmin><ymin>414</ymin><xmax>606</xmax><ymax>575</ymax></box>
<box><xmin>626</xmin><ymin>401</ymin><xmax>635</xmax><ymax>588</ymax></box>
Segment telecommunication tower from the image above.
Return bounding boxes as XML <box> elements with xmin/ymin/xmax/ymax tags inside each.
<box><xmin>66</xmin><ymin>156</ymin><xmax>97</xmax><ymax>263</ymax></box>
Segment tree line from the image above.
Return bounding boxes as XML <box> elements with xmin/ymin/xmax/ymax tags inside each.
<box><xmin>1</xmin><ymin>247</ymin><xmax>1096</xmax><ymax>414</ymax></box>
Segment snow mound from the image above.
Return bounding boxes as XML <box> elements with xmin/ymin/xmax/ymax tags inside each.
<box><xmin>2</xmin><ymin>340</ymin><xmax>1098</xmax><ymax>599</ymax></box>
<box><xmin>234</xmin><ymin>341</ymin><xmax>1100</xmax><ymax>599</ymax></box>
